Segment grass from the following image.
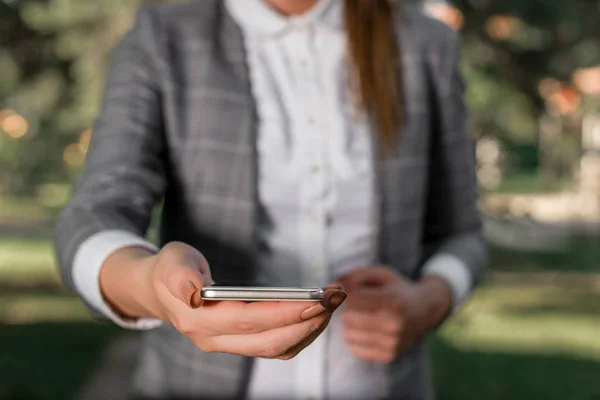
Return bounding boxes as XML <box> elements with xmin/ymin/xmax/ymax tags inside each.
<box><xmin>495</xmin><ymin>172</ymin><xmax>574</xmax><ymax>194</ymax></box>
<box><xmin>440</xmin><ymin>285</ymin><xmax>600</xmax><ymax>360</ymax></box>
<box><xmin>0</xmin><ymin>291</ymin><xmax>91</xmax><ymax>324</ymax></box>
<box><xmin>0</xmin><ymin>234</ymin><xmax>122</xmax><ymax>400</ymax></box>
<box><xmin>0</xmin><ymin>237</ymin><xmax>58</xmax><ymax>282</ymax></box>
<box><xmin>0</xmin><ymin>229</ymin><xmax>599</xmax><ymax>399</ymax></box>
<box><xmin>431</xmin><ymin>336</ymin><xmax>600</xmax><ymax>400</ymax></box>
<box><xmin>0</xmin><ymin>323</ymin><xmax>120</xmax><ymax>400</ymax></box>
<box><xmin>490</xmin><ymin>236</ymin><xmax>600</xmax><ymax>274</ymax></box>
<box><xmin>0</xmin><ymin>196</ymin><xmax>61</xmax><ymax>225</ymax></box>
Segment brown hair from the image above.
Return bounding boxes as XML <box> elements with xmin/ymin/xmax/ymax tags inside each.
<box><xmin>344</xmin><ymin>0</ymin><xmax>402</xmax><ymax>153</ymax></box>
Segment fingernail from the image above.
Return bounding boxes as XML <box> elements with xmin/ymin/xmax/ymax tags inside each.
<box><xmin>325</xmin><ymin>290</ymin><xmax>347</xmax><ymax>313</ymax></box>
<box><xmin>190</xmin><ymin>288</ymin><xmax>203</xmax><ymax>309</ymax></box>
<box><xmin>301</xmin><ymin>304</ymin><xmax>327</xmax><ymax>321</ymax></box>
<box><xmin>182</xmin><ymin>281</ymin><xmax>199</xmax><ymax>309</ymax></box>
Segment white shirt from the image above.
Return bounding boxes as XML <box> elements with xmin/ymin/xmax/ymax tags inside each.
<box><xmin>228</xmin><ymin>1</ymin><xmax>382</xmax><ymax>398</ymax></box>
<box><xmin>71</xmin><ymin>0</ymin><xmax>471</xmax><ymax>399</ymax></box>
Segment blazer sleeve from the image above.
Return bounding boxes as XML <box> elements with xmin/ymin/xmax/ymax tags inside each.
<box><xmin>54</xmin><ymin>7</ymin><xmax>167</xmax><ymax>295</ymax></box>
<box><xmin>419</xmin><ymin>28</ymin><xmax>489</xmax><ymax>303</ymax></box>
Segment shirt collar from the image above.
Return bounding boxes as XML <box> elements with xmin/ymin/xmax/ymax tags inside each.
<box><xmin>225</xmin><ymin>0</ymin><xmax>343</xmax><ymax>37</ymax></box>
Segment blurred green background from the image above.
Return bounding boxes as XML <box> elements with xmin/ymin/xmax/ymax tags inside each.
<box><xmin>1</xmin><ymin>0</ymin><xmax>599</xmax><ymax>399</ymax></box>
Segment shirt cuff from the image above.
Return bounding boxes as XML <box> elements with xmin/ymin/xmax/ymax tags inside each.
<box><xmin>72</xmin><ymin>230</ymin><xmax>164</xmax><ymax>330</ymax></box>
<box><xmin>421</xmin><ymin>253</ymin><xmax>473</xmax><ymax>308</ymax></box>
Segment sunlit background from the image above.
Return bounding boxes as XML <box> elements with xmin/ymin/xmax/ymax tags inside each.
<box><xmin>0</xmin><ymin>0</ymin><xmax>599</xmax><ymax>399</ymax></box>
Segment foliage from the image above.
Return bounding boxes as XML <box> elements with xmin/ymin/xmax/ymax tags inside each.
<box><xmin>0</xmin><ymin>0</ymin><xmax>143</xmax><ymax>194</ymax></box>
<box><xmin>1</xmin><ymin>0</ymin><xmax>600</xmax><ymax>193</ymax></box>
<box><xmin>455</xmin><ymin>0</ymin><xmax>600</xmax><ymax>173</ymax></box>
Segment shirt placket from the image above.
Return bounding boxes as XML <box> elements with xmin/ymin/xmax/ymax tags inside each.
<box><xmin>293</xmin><ymin>23</ymin><xmax>328</xmax><ymax>400</ymax></box>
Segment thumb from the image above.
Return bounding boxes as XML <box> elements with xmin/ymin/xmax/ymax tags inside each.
<box><xmin>338</xmin><ymin>266</ymin><xmax>397</xmax><ymax>292</ymax></box>
<box><xmin>157</xmin><ymin>242</ymin><xmax>214</xmax><ymax>309</ymax></box>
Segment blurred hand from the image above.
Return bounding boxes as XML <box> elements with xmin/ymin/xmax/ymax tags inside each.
<box><xmin>146</xmin><ymin>242</ymin><xmax>346</xmax><ymax>359</ymax></box>
<box><xmin>338</xmin><ymin>267</ymin><xmax>452</xmax><ymax>364</ymax></box>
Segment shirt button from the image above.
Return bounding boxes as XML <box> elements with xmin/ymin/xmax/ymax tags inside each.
<box><xmin>307</xmin><ymin>118</ymin><xmax>316</xmax><ymax>127</ymax></box>
<box><xmin>300</xmin><ymin>59</ymin><xmax>309</xmax><ymax>67</ymax></box>
<box><xmin>311</xmin><ymin>165</ymin><xmax>321</xmax><ymax>175</ymax></box>
<box><xmin>309</xmin><ymin>212</ymin><xmax>319</xmax><ymax>223</ymax></box>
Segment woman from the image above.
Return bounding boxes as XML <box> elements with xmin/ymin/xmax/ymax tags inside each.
<box><xmin>55</xmin><ymin>0</ymin><xmax>488</xmax><ymax>398</ymax></box>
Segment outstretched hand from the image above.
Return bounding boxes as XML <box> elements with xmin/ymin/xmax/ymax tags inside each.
<box><xmin>150</xmin><ymin>242</ymin><xmax>347</xmax><ymax>360</ymax></box>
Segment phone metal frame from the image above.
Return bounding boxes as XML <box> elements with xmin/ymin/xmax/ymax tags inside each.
<box><xmin>201</xmin><ymin>286</ymin><xmax>325</xmax><ymax>302</ymax></box>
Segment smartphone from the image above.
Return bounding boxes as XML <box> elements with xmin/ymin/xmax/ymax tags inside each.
<box><xmin>201</xmin><ymin>286</ymin><xmax>325</xmax><ymax>302</ymax></box>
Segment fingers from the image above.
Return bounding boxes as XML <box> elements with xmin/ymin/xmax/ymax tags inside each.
<box><xmin>278</xmin><ymin>315</ymin><xmax>329</xmax><ymax>360</ymax></box>
<box><xmin>200</xmin><ymin>287</ymin><xmax>346</xmax><ymax>336</ymax></box>
<box><xmin>157</xmin><ymin>242</ymin><xmax>213</xmax><ymax>309</ymax></box>
<box><xmin>321</xmin><ymin>286</ymin><xmax>347</xmax><ymax>313</ymax></box>
<box><xmin>275</xmin><ymin>286</ymin><xmax>346</xmax><ymax>360</ymax></box>
<box><xmin>338</xmin><ymin>267</ymin><xmax>398</xmax><ymax>292</ymax></box>
<box><xmin>344</xmin><ymin>328</ymin><xmax>397</xmax><ymax>351</ymax></box>
<box><xmin>341</xmin><ymin>310</ymin><xmax>402</xmax><ymax>335</ymax></box>
<box><xmin>344</xmin><ymin>316</ymin><xmax>400</xmax><ymax>364</ymax></box>
<box><xmin>346</xmin><ymin>344</ymin><xmax>396</xmax><ymax>364</ymax></box>
<box><xmin>200</xmin><ymin>300</ymin><xmax>326</xmax><ymax>335</ymax></box>
<box><xmin>206</xmin><ymin>311</ymin><xmax>332</xmax><ymax>359</ymax></box>
<box><xmin>162</xmin><ymin>277</ymin><xmax>347</xmax><ymax>360</ymax></box>
<box><xmin>343</xmin><ymin>288</ymin><xmax>391</xmax><ymax>312</ymax></box>
<box><xmin>342</xmin><ymin>309</ymin><xmax>404</xmax><ymax>364</ymax></box>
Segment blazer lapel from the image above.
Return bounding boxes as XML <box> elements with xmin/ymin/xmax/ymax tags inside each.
<box><xmin>376</xmin><ymin>6</ymin><xmax>428</xmax><ymax>270</ymax></box>
<box><xmin>204</xmin><ymin>3</ymin><xmax>259</xmax><ymax>271</ymax></box>
<box><xmin>190</xmin><ymin>2</ymin><xmax>258</xmax><ymax>396</ymax></box>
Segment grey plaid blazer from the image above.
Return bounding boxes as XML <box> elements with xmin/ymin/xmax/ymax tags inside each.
<box><xmin>55</xmin><ymin>0</ymin><xmax>488</xmax><ymax>398</ymax></box>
